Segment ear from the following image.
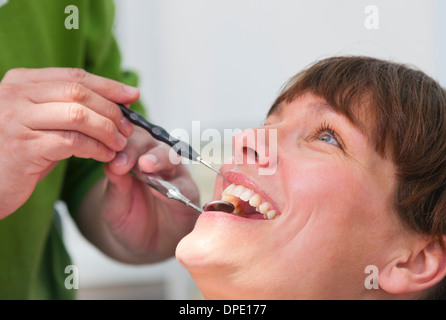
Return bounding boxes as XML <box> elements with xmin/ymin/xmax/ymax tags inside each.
<box><xmin>379</xmin><ymin>236</ymin><xmax>446</xmax><ymax>295</ymax></box>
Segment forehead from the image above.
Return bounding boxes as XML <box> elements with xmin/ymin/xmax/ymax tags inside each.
<box><xmin>268</xmin><ymin>93</ymin><xmax>357</xmax><ymax>125</ymax></box>
<box><xmin>267</xmin><ymin>93</ymin><xmax>379</xmax><ymax>150</ymax></box>
<box><xmin>269</xmin><ymin>96</ymin><xmax>334</xmax><ymax>118</ymax></box>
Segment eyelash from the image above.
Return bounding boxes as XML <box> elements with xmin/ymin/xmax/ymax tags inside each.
<box><xmin>314</xmin><ymin>122</ymin><xmax>344</xmax><ymax>150</ymax></box>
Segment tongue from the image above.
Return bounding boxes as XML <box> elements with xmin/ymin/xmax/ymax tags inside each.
<box><xmin>237</xmin><ymin>200</ymin><xmax>264</xmax><ymax>219</ymax></box>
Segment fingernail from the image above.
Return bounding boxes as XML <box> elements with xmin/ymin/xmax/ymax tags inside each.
<box><xmin>117</xmin><ymin>133</ymin><xmax>127</xmax><ymax>148</ymax></box>
<box><xmin>108</xmin><ymin>150</ymin><xmax>117</xmax><ymax>160</ymax></box>
<box><xmin>121</xmin><ymin>116</ymin><xmax>134</xmax><ymax>136</ymax></box>
<box><xmin>124</xmin><ymin>85</ymin><xmax>139</xmax><ymax>97</ymax></box>
<box><xmin>143</xmin><ymin>153</ymin><xmax>158</xmax><ymax>165</ymax></box>
<box><xmin>113</xmin><ymin>152</ymin><xmax>128</xmax><ymax>166</ymax></box>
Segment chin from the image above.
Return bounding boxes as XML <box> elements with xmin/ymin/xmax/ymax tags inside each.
<box><xmin>175</xmin><ymin>230</ymin><xmax>233</xmax><ymax>299</ymax></box>
<box><xmin>175</xmin><ymin>213</ymin><xmax>238</xmax><ymax>271</ymax></box>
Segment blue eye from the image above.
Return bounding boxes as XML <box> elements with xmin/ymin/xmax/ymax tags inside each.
<box><xmin>314</xmin><ymin>122</ymin><xmax>343</xmax><ymax>150</ymax></box>
<box><xmin>319</xmin><ymin>133</ymin><xmax>339</xmax><ymax>146</ymax></box>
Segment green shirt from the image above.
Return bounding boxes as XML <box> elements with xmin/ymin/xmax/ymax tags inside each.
<box><xmin>0</xmin><ymin>0</ymin><xmax>145</xmax><ymax>299</ymax></box>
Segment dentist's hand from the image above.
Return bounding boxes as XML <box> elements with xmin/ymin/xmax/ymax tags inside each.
<box><xmin>0</xmin><ymin>68</ymin><xmax>139</xmax><ymax>219</ymax></box>
<box><xmin>88</xmin><ymin>126</ymin><xmax>200</xmax><ymax>262</ymax></box>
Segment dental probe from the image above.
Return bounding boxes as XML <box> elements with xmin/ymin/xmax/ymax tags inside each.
<box><xmin>130</xmin><ymin>166</ymin><xmax>235</xmax><ymax>214</ymax></box>
<box><xmin>118</xmin><ymin>104</ymin><xmax>226</xmax><ymax>181</ymax></box>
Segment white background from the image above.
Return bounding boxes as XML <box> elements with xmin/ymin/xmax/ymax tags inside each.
<box><xmin>61</xmin><ymin>0</ymin><xmax>446</xmax><ymax>299</ymax></box>
<box><xmin>114</xmin><ymin>0</ymin><xmax>444</xmax><ymax>131</ymax></box>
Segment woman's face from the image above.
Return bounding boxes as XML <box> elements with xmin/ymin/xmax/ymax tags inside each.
<box><xmin>176</xmin><ymin>93</ymin><xmax>405</xmax><ymax>299</ymax></box>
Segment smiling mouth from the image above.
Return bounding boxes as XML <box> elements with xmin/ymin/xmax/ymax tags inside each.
<box><xmin>221</xmin><ymin>184</ymin><xmax>279</xmax><ymax>220</ymax></box>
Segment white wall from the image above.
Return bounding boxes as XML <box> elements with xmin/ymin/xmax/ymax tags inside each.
<box><xmin>63</xmin><ymin>0</ymin><xmax>444</xmax><ymax>299</ymax></box>
<box><xmin>114</xmin><ymin>0</ymin><xmax>438</xmax><ymax>132</ymax></box>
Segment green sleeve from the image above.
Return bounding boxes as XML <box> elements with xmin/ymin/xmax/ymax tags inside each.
<box><xmin>61</xmin><ymin>0</ymin><xmax>146</xmax><ymax>220</ymax></box>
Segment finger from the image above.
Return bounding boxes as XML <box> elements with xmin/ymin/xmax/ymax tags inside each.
<box><xmin>108</xmin><ymin>127</ymin><xmax>160</xmax><ymax>175</ymax></box>
<box><xmin>102</xmin><ymin>164</ymin><xmax>134</xmax><ymax>224</ymax></box>
<box><xmin>23</xmin><ymin>81</ymin><xmax>134</xmax><ymax>137</ymax></box>
<box><xmin>33</xmin><ymin>130</ymin><xmax>117</xmax><ymax>163</ymax></box>
<box><xmin>103</xmin><ymin>163</ymin><xmax>134</xmax><ymax>196</ymax></box>
<box><xmin>24</xmin><ymin>102</ymin><xmax>127</xmax><ymax>152</ymax></box>
<box><xmin>137</xmin><ymin>144</ymin><xmax>199</xmax><ymax>205</ymax></box>
<box><xmin>3</xmin><ymin>68</ymin><xmax>140</xmax><ymax>105</ymax></box>
<box><xmin>137</xmin><ymin>143</ymin><xmax>182</xmax><ymax>179</ymax></box>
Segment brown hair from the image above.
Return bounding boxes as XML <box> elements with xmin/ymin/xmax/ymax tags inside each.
<box><xmin>268</xmin><ymin>56</ymin><xmax>446</xmax><ymax>297</ymax></box>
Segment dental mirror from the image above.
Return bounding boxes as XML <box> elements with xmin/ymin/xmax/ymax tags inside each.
<box><xmin>202</xmin><ymin>200</ymin><xmax>235</xmax><ymax>213</ymax></box>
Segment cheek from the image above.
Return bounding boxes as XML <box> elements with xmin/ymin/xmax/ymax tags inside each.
<box><xmin>284</xmin><ymin>159</ymin><xmax>381</xmax><ymax>221</ymax></box>
<box><xmin>268</xmin><ymin>163</ymin><xmax>388</xmax><ymax>292</ymax></box>
<box><xmin>281</xmin><ymin>159</ymin><xmax>391</xmax><ymax>265</ymax></box>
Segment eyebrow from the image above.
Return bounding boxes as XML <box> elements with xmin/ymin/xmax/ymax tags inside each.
<box><xmin>313</xmin><ymin>101</ymin><xmax>369</xmax><ymax>135</ymax></box>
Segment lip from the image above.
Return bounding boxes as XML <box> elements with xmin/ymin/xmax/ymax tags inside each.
<box><xmin>219</xmin><ymin>170</ymin><xmax>281</xmax><ymax>216</ymax></box>
<box><xmin>199</xmin><ymin>210</ymin><xmax>264</xmax><ymax>222</ymax></box>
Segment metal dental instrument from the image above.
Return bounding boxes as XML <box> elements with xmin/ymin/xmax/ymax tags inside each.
<box><xmin>130</xmin><ymin>166</ymin><xmax>235</xmax><ymax>214</ymax></box>
<box><xmin>118</xmin><ymin>104</ymin><xmax>226</xmax><ymax>181</ymax></box>
<box><xmin>130</xmin><ymin>166</ymin><xmax>203</xmax><ymax>213</ymax></box>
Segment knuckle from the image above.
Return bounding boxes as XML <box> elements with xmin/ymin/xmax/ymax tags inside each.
<box><xmin>68</xmin><ymin>68</ymin><xmax>88</xmax><ymax>83</ymax></box>
<box><xmin>0</xmin><ymin>83</ymin><xmax>16</xmax><ymax>97</ymax></box>
<box><xmin>2</xmin><ymin>68</ymin><xmax>25</xmax><ymax>81</ymax></box>
<box><xmin>103</xmin><ymin>119</ymin><xmax>117</xmax><ymax>138</ymax></box>
<box><xmin>0</xmin><ymin>108</ymin><xmax>15</xmax><ymax>127</ymax></box>
<box><xmin>67</xmin><ymin>103</ymin><xmax>88</xmax><ymax>124</ymax></box>
<box><xmin>65</xmin><ymin>82</ymin><xmax>87</xmax><ymax>102</ymax></box>
<box><xmin>104</xmin><ymin>103</ymin><xmax>120</xmax><ymax>122</ymax></box>
<box><xmin>0</xmin><ymin>85</ymin><xmax>18</xmax><ymax>124</ymax></box>
<box><xmin>65</xmin><ymin>131</ymin><xmax>80</xmax><ymax>149</ymax></box>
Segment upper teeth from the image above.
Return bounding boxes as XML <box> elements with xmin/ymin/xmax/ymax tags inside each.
<box><xmin>221</xmin><ymin>183</ymin><xmax>278</xmax><ymax>220</ymax></box>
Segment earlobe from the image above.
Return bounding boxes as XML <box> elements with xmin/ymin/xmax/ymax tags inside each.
<box><xmin>379</xmin><ymin>236</ymin><xmax>446</xmax><ymax>296</ymax></box>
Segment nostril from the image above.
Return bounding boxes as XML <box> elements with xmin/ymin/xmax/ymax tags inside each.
<box><xmin>242</xmin><ymin>147</ymin><xmax>259</xmax><ymax>164</ymax></box>
<box><xmin>253</xmin><ymin>150</ymin><xmax>259</xmax><ymax>161</ymax></box>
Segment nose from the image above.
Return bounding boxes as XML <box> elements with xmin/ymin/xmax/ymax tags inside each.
<box><xmin>232</xmin><ymin>127</ymin><xmax>278</xmax><ymax>175</ymax></box>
